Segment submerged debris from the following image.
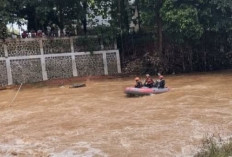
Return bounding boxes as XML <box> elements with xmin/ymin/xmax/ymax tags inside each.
<box><xmin>69</xmin><ymin>83</ymin><xmax>86</xmax><ymax>88</ymax></box>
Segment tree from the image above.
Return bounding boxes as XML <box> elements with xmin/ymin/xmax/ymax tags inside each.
<box><xmin>197</xmin><ymin>0</ymin><xmax>232</xmax><ymax>70</ymax></box>
<box><xmin>0</xmin><ymin>0</ymin><xmax>13</xmax><ymax>39</ymax></box>
<box><xmin>139</xmin><ymin>0</ymin><xmax>165</xmax><ymax>55</ymax></box>
<box><xmin>161</xmin><ymin>0</ymin><xmax>204</xmax><ymax>43</ymax></box>
<box><xmin>160</xmin><ymin>0</ymin><xmax>232</xmax><ymax>71</ymax></box>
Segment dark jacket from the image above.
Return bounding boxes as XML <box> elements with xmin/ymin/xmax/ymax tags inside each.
<box><xmin>154</xmin><ymin>80</ymin><xmax>165</xmax><ymax>88</ymax></box>
<box><xmin>135</xmin><ymin>81</ymin><xmax>143</xmax><ymax>88</ymax></box>
<box><xmin>159</xmin><ymin>80</ymin><xmax>165</xmax><ymax>88</ymax></box>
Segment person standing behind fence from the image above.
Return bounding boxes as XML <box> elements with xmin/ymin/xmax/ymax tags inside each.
<box><xmin>37</xmin><ymin>30</ymin><xmax>43</xmax><ymax>37</ymax></box>
<box><xmin>46</xmin><ymin>26</ymin><xmax>51</xmax><ymax>36</ymax></box>
<box><xmin>22</xmin><ymin>31</ymin><xmax>28</xmax><ymax>38</ymax></box>
<box><xmin>31</xmin><ymin>30</ymin><xmax>36</xmax><ymax>38</ymax></box>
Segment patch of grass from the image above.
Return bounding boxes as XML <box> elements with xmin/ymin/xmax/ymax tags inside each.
<box><xmin>195</xmin><ymin>136</ymin><xmax>232</xmax><ymax>157</ymax></box>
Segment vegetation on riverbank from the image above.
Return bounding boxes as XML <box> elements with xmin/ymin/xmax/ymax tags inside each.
<box><xmin>0</xmin><ymin>0</ymin><xmax>232</xmax><ymax>73</ymax></box>
<box><xmin>195</xmin><ymin>137</ymin><xmax>232</xmax><ymax>157</ymax></box>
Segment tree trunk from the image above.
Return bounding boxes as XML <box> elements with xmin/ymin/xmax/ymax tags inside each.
<box><xmin>204</xmin><ymin>50</ymin><xmax>207</xmax><ymax>71</ymax></box>
<box><xmin>27</xmin><ymin>6</ymin><xmax>37</xmax><ymax>31</ymax></box>
<box><xmin>204</xmin><ymin>31</ymin><xmax>207</xmax><ymax>71</ymax></box>
<box><xmin>155</xmin><ymin>0</ymin><xmax>163</xmax><ymax>56</ymax></box>
<box><xmin>82</xmin><ymin>1</ymin><xmax>87</xmax><ymax>35</ymax></box>
<box><xmin>118</xmin><ymin>0</ymin><xmax>124</xmax><ymax>61</ymax></box>
<box><xmin>157</xmin><ymin>16</ymin><xmax>163</xmax><ymax>55</ymax></box>
<box><xmin>59</xmin><ymin>5</ymin><xmax>64</xmax><ymax>34</ymax></box>
<box><xmin>136</xmin><ymin>0</ymin><xmax>141</xmax><ymax>31</ymax></box>
<box><xmin>181</xmin><ymin>48</ymin><xmax>186</xmax><ymax>72</ymax></box>
<box><xmin>189</xmin><ymin>49</ymin><xmax>193</xmax><ymax>71</ymax></box>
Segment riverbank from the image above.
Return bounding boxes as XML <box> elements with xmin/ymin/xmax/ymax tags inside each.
<box><xmin>1</xmin><ymin>74</ymin><xmax>130</xmax><ymax>90</ymax></box>
<box><xmin>2</xmin><ymin>69</ymin><xmax>231</xmax><ymax>90</ymax></box>
<box><xmin>122</xmin><ymin>52</ymin><xmax>232</xmax><ymax>75</ymax></box>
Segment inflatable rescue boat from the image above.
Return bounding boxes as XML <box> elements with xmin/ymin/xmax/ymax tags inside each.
<box><xmin>125</xmin><ymin>87</ymin><xmax>170</xmax><ymax>96</ymax></box>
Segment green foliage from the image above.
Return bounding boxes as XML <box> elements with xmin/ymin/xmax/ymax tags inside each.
<box><xmin>95</xmin><ymin>25</ymin><xmax>117</xmax><ymax>47</ymax></box>
<box><xmin>0</xmin><ymin>0</ymin><xmax>232</xmax><ymax>72</ymax></box>
<box><xmin>0</xmin><ymin>0</ymin><xmax>11</xmax><ymax>39</ymax></box>
<box><xmin>139</xmin><ymin>0</ymin><xmax>158</xmax><ymax>27</ymax></box>
<box><xmin>109</xmin><ymin>0</ymin><xmax>130</xmax><ymax>33</ymax></box>
<box><xmin>161</xmin><ymin>0</ymin><xmax>204</xmax><ymax>43</ymax></box>
<box><xmin>0</xmin><ymin>22</ymin><xmax>7</xmax><ymax>40</ymax></box>
<box><xmin>195</xmin><ymin>137</ymin><xmax>232</xmax><ymax>157</ymax></box>
<box><xmin>75</xmin><ymin>36</ymin><xmax>100</xmax><ymax>53</ymax></box>
<box><xmin>198</xmin><ymin>0</ymin><xmax>232</xmax><ymax>32</ymax></box>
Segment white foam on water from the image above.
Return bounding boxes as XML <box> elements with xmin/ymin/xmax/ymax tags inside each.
<box><xmin>50</xmin><ymin>150</ymin><xmax>79</xmax><ymax>157</ymax></box>
<box><xmin>178</xmin><ymin>144</ymin><xmax>200</xmax><ymax>157</ymax></box>
<box><xmin>120</xmin><ymin>137</ymin><xmax>131</xmax><ymax>149</ymax></box>
<box><xmin>0</xmin><ymin>139</ymin><xmax>108</xmax><ymax>157</ymax></box>
<box><xmin>50</xmin><ymin>142</ymin><xmax>108</xmax><ymax>157</ymax></box>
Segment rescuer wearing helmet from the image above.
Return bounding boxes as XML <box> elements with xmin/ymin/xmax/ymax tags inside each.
<box><xmin>144</xmin><ymin>74</ymin><xmax>154</xmax><ymax>88</ymax></box>
<box><xmin>154</xmin><ymin>75</ymin><xmax>165</xmax><ymax>88</ymax></box>
<box><xmin>134</xmin><ymin>77</ymin><xmax>143</xmax><ymax>88</ymax></box>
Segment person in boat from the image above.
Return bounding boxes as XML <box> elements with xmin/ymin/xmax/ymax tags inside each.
<box><xmin>144</xmin><ymin>74</ymin><xmax>154</xmax><ymax>88</ymax></box>
<box><xmin>154</xmin><ymin>75</ymin><xmax>165</xmax><ymax>88</ymax></box>
<box><xmin>134</xmin><ymin>77</ymin><xmax>143</xmax><ymax>88</ymax></box>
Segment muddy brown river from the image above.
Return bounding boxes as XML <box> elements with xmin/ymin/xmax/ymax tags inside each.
<box><xmin>0</xmin><ymin>71</ymin><xmax>232</xmax><ymax>157</ymax></box>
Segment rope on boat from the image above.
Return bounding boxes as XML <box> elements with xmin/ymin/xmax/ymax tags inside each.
<box><xmin>9</xmin><ymin>83</ymin><xmax>23</xmax><ymax>107</ymax></box>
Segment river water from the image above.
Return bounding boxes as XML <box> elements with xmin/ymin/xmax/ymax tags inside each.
<box><xmin>0</xmin><ymin>71</ymin><xmax>232</xmax><ymax>157</ymax></box>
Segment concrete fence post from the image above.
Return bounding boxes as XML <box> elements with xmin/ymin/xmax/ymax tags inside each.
<box><xmin>4</xmin><ymin>44</ymin><xmax>13</xmax><ymax>85</ymax></box>
<box><xmin>39</xmin><ymin>39</ymin><xmax>48</xmax><ymax>80</ymax></box>
<box><xmin>3</xmin><ymin>44</ymin><xmax>8</xmax><ymax>58</ymax></box>
<box><xmin>70</xmin><ymin>38</ymin><xmax>78</xmax><ymax>77</ymax></box>
<box><xmin>103</xmin><ymin>52</ymin><xmax>108</xmax><ymax>75</ymax></box>
<box><xmin>116</xmin><ymin>50</ymin><xmax>122</xmax><ymax>73</ymax></box>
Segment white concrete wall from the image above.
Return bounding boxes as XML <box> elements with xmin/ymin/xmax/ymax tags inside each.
<box><xmin>0</xmin><ymin>37</ymin><xmax>121</xmax><ymax>85</ymax></box>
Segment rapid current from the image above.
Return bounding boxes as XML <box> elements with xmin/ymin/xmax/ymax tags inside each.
<box><xmin>0</xmin><ymin>71</ymin><xmax>232</xmax><ymax>156</ymax></box>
